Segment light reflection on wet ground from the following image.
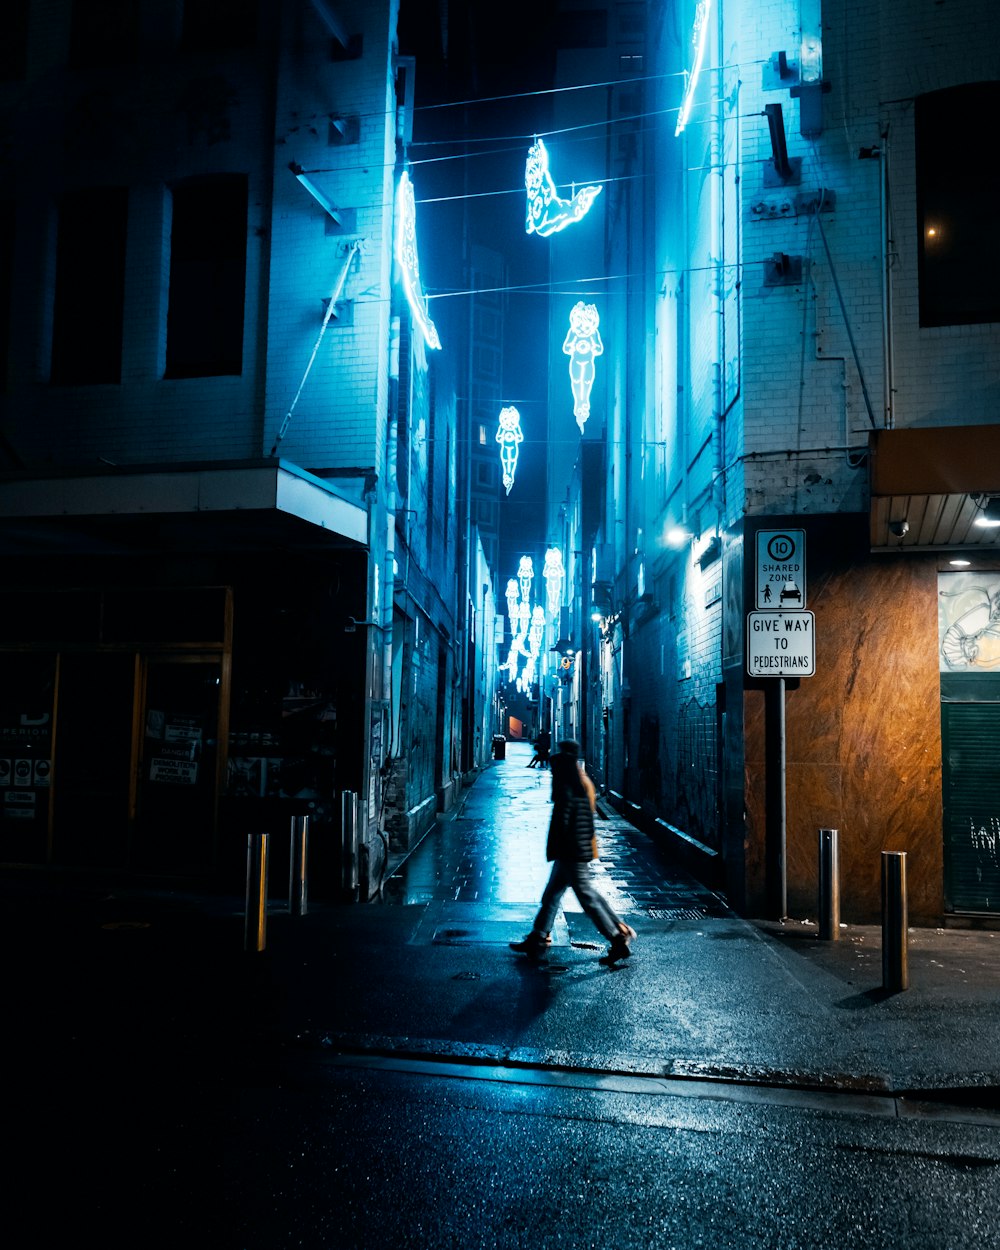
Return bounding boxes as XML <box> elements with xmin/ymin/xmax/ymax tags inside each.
<box><xmin>382</xmin><ymin>740</ymin><xmax>729</xmax><ymax>920</ymax></box>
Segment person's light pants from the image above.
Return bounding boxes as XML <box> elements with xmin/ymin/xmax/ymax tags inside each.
<box><xmin>533</xmin><ymin>859</ymin><xmax>623</xmax><ymax>941</ymax></box>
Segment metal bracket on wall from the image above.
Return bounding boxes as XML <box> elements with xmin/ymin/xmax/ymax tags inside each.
<box><xmin>763</xmin><ymin>253</ymin><xmax>803</xmax><ymax>286</ymax></box>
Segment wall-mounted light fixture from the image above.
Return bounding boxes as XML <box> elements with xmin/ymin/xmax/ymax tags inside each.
<box><xmin>975</xmin><ymin>497</ymin><xmax>1000</xmax><ymax>528</ymax></box>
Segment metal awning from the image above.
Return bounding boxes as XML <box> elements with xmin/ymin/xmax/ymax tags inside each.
<box><xmin>869</xmin><ymin>427</ymin><xmax>1000</xmax><ymax>555</ymax></box>
<box><xmin>0</xmin><ymin>459</ymin><xmax>369</xmax><ymax>556</ymax></box>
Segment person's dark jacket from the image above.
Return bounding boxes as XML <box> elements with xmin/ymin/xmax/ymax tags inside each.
<box><xmin>545</xmin><ymin>753</ymin><xmax>596</xmax><ymax>862</ymax></box>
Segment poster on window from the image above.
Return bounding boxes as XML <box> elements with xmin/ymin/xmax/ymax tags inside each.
<box><xmin>146</xmin><ymin>710</ymin><xmax>202</xmax><ymax>785</ymax></box>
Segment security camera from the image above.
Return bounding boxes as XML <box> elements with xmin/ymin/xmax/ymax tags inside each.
<box><xmin>889</xmin><ymin>519</ymin><xmax>909</xmax><ymax>538</ymax></box>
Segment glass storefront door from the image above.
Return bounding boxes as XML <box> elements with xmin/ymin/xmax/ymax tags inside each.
<box><xmin>135</xmin><ymin>656</ymin><xmax>224</xmax><ymax>874</ymax></box>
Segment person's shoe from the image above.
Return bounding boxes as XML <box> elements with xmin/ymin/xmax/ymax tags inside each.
<box><xmin>599</xmin><ymin>924</ymin><xmax>636</xmax><ymax>966</ymax></box>
<box><xmin>509</xmin><ymin>932</ymin><xmax>551</xmax><ymax>959</ymax></box>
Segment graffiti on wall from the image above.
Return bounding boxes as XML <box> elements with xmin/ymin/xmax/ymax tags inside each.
<box><xmin>674</xmin><ymin>695</ymin><xmax>718</xmax><ymax>847</ymax></box>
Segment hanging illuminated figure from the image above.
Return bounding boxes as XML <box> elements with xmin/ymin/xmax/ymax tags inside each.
<box><xmin>395</xmin><ymin>170</ymin><xmax>442</xmax><ymax>350</ymax></box>
<box><xmin>495</xmin><ymin>406</ymin><xmax>524</xmax><ymax>495</ymax></box>
<box><xmin>529</xmin><ymin>606</ymin><xmax>546</xmax><ymax>657</ymax></box>
<box><xmin>543</xmin><ymin>548</ymin><xmax>565</xmax><ymax>621</ymax></box>
<box><xmin>524</xmin><ymin>138</ymin><xmax>602</xmax><ymax>238</ymax></box>
<box><xmin>518</xmin><ymin>555</ymin><xmax>534</xmax><ymax>604</ymax></box>
<box><xmin>505</xmin><ymin>579</ymin><xmax>520</xmax><ymax>633</ymax></box>
<box><xmin>563</xmin><ymin>302</ymin><xmax>603</xmax><ymax>431</ymax></box>
<box><xmin>675</xmin><ymin>0</ymin><xmax>712</xmax><ymax>136</ymax></box>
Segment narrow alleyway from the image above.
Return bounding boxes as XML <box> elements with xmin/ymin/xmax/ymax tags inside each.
<box><xmin>381</xmin><ymin>739</ymin><xmax>728</xmax><ymax>938</ymax></box>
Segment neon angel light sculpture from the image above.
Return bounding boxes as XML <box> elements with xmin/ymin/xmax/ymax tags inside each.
<box><xmin>496</xmin><ymin>406</ymin><xmax>524</xmax><ymax>495</ymax></box>
<box><xmin>505</xmin><ymin>579</ymin><xmax>520</xmax><ymax>633</ymax></box>
<box><xmin>525</xmin><ymin>138</ymin><xmax>602</xmax><ymax>237</ymax></box>
<box><xmin>395</xmin><ymin>170</ymin><xmax>442</xmax><ymax>350</ymax></box>
<box><xmin>675</xmin><ymin>0</ymin><xmax>712</xmax><ymax>136</ymax></box>
<box><xmin>517</xmin><ymin>556</ymin><xmax>534</xmax><ymax>605</ymax></box>
<box><xmin>563</xmin><ymin>301</ymin><xmax>603</xmax><ymax>431</ymax></box>
<box><xmin>543</xmin><ymin>548</ymin><xmax>565</xmax><ymax>621</ymax></box>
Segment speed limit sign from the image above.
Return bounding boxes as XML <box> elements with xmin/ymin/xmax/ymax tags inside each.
<box><xmin>755</xmin><ymin>529</ymin><xmax>806</xmax><ymax>610</ymax></box>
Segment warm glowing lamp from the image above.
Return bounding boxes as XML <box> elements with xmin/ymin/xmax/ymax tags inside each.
<box><xmin>395</xmin><ymin>171</ymin><xmax>442</xmax><ymax>351</ymax></box>
<box><xmin>525</xmin><ymin>138</ymin><xmax>602</xmax><ymax>238</ymax></box>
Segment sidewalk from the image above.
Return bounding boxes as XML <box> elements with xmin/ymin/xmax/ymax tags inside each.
<box><xmin>4</xmin><ymin>742</ymin><xmax>1000</xmax><ymax>1103</ymax></box>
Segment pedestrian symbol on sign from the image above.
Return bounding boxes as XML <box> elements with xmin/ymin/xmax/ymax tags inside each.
<box><xmin>755</xmin><ymin>529</ymin><xmax>806</xmax><ymax>610</ymax></box>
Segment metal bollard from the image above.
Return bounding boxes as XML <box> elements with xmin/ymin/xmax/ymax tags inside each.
<box><xmin>244</xmin><ymin>832</ymin><xmax>270</xmax><ymax>953</ymax></box>
<box><xmin>288</xmin><ymin>814</ymin><xmax>310</xmax><ymax>917</ymax></box>
<box><xmin>881</xmin><ymin>851</ymin><xmax>909</xmax><ymax>991</ymax></box>
<box><xmin>341</xmin><ymin>790</ymin><xmax>359</xmax><ymax>899</ymax></box>
<box><xmin>818</xmin><ymin>828</ymin><xmax>840</xmax><ymax>941</ymax></box>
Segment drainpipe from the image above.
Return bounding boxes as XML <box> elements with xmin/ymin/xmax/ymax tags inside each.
<box><xmin>879</xmin><ymin>129</ymin><xmax>895</xmax><ymax>430</ymax></box>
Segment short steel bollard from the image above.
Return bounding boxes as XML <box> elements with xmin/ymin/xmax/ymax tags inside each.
<box><xmin>341</xmin><ymin>790</ymin><xmax>359</xmax><ymax>899</ymax></box>
<box><xmin>288</xmin><ymin>814</ymin><xmax>310</xmax><ymax>917</ymax></box>
<box><xmin>881</xmin><ymin>851</ymin><xmax>909</xmax><ymax>991</ymax></box>
<box><xmin>244</xmin><ymin>831</ymin><xmax>270</xmax><ymax>953</ymax></box>
<box><xmin>818</xmin><ymin>828</ymin><xmax>840</xmax><ymax>941</ymax></box>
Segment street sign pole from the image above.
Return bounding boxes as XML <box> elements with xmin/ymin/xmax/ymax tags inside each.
<box><xmin>751</xmin><ymin>534</ymin><xmax>810</xmax><ymax>921</ymax></box>
<box><xmin>778</xmin><ymin>675</ymin><xmax>787</xmax><ymax>919</ymax></box>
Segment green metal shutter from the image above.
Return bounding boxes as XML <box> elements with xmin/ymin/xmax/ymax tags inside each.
<box><xmin>943</xmin><ymin>703</ymin><xmax>1000</xmax><ymax>913</ymax></box>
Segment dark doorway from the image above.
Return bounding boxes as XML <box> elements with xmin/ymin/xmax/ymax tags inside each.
<box><xmin>135</xmin><ymin>657</ymin><xmax>223</xmax><ymax>874</ymax></box>
<box><xmin>52</xmin><ymin>653</ymin><xmax>136</xmax><ymax>867</ymax></box>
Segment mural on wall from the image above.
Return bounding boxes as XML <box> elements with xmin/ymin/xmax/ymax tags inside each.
<box><xmin>524</xmin><ymin>138</ymin><xmax>602</xmax><ymax>237</ymax></box>
<box><xmin>938</xmin><ymin>572</ymin><xmax>1000</xmax><ymax>671</ymax></box>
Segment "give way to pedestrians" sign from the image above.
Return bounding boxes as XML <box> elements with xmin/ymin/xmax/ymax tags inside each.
<box><xmin>746</xmin><ymin>610</ymin><xmax>815</xmax><ymax>677</ymax></box>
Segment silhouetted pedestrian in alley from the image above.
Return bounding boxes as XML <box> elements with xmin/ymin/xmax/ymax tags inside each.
<box><xmin>511</xmin><ymin>739</ymin><xmax>636</xmax><ymax>965</ymax></box>
<box><xmin>526</xmin><ymin>728</ymin><xmax>550</xmax><ymax>768</ymax></box>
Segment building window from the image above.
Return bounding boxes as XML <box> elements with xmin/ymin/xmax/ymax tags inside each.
<box><xmin>0</xmin><ymin>0</ymin><xmax>28</xmax><ymax>80</ymax></box>
<box><xmin>0</xmin><ymin>202</ymin><xmax>12</xmax><ymax>391</ymax></box>
<box><xmin>166</xmin><ymin>175</ymin><xmax>248</xmax><ymax>378</ymax></box>
<box><xmin>52</xmin><ymin>187</ymin><xmax>128</xmax><ymax>385</ymax></box>
<box><xmin>70</xmin><ymin>0</ymin><xmax>139</xmax><ymax>67</ymax></box>
<box><xmin>916</xmin><ymin>83</ymin><xmax>1000</xmax><ymax>328</ymax></box>
<box><xmin>182</xmin><ymin>0</ymin><xmax>257</xmax><ymax>52</ymax></box>
<box><xmin>556</xmin><ymin>10</ymin><xmax>608</xmax><ymax>49</ymax></box>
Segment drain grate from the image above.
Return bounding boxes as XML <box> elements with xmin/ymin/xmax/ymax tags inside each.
<box><xmin>646</xmin><ymin>906</ymin><xmax>707</xmax><ymax>920</ymax></box>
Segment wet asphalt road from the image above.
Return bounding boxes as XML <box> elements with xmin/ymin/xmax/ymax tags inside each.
<box><xmin>6</xmin><ymin>741</ymin><xmax>1000</xmax><ymax>1246</ymax></box>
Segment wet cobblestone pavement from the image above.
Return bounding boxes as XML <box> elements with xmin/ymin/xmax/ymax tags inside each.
<box><xmin>382</xmin><ymin>739</ymin><xmax>729</xmax><ymax>922</ymax></box>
